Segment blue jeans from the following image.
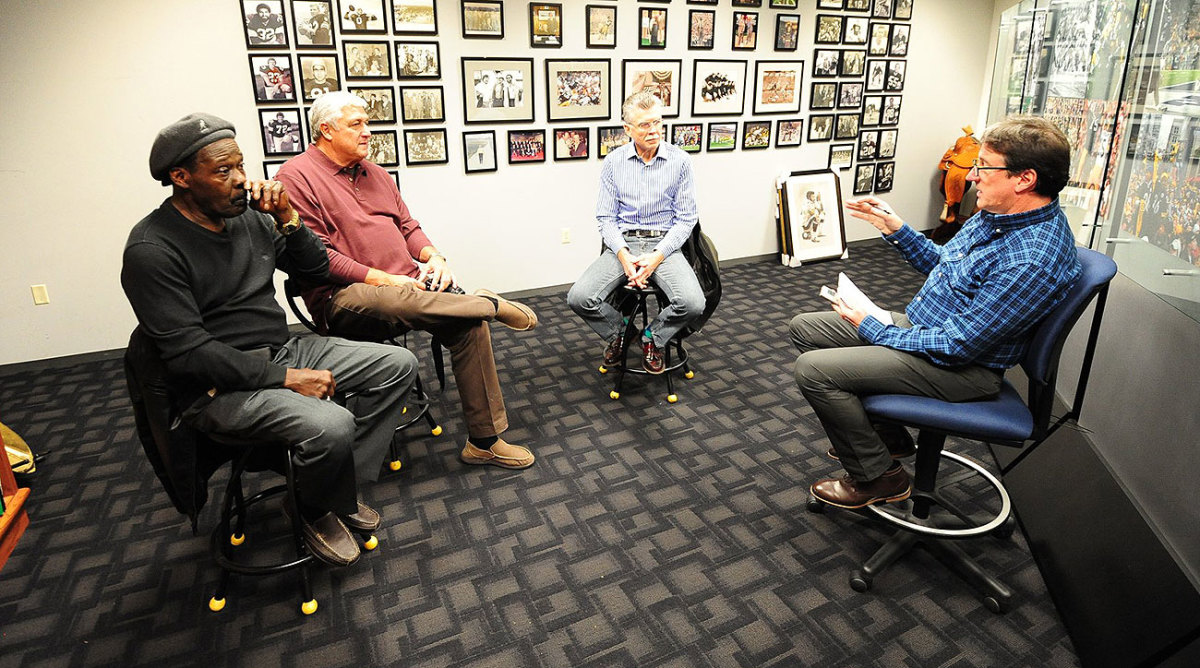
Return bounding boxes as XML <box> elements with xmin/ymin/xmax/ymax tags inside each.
<box><xmin>567</xmin><ymin>235</ymin><xmax>705</xmax><ymax>349</ymax></box>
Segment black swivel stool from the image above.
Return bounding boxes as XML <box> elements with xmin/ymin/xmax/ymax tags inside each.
<box><xmin>599</xmin><ymin>284</ymin><xmax>694</xmax><ymax>403</ymax></box>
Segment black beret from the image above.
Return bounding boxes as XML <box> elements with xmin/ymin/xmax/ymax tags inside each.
<box><xmin>149</xmin><ymin>113</ymin><xmax>236</xmax><ymax>185</ymax></box>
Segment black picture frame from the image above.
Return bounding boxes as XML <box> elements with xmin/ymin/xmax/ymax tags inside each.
<box><xmin>874</xmin><ymin>161</ymin><xmax>895</xmax><ymax>193</ymax></box>
<box><xmin>349</xmin><ymin>86</ymin><xmax>397</xmax><ymax>121</ymax></box>
<box><xmin>810</xmin><ymin>82</ymin><xmax>837</xmax><ymax>110</ymax></box>
<box><xmin>732</xmin><ymin>11</ymin><xmax>758</xmax><ymax>50</ymax></box>
<box><xmin>828</xmin><ymin>142</ymin><xmax>854</xmax><ymax>168</ymax></box>
<box><xmin>889</xmin><ymin>23</ymin><xmax>910</xmax><ymax>57</ymax></box>
<box><xmin>837</xmin><ymin>81</ymin><xmax>864</xmax><ymax>109</ymax></box>
<box><xmin>343</xmin><ymin>40</ymin><xmax>391</xmax><ymax>79</ymax></box>
<box><xmin>868</xmin><ymin>22</ymin><xmax>891</xmax><ymax>55</ymax></box>
<box><xmin>399</xmin><ymin>85</ymin><xmax>445</xmax><ymax>122</ymax></box>
<box><xmin>250</xmin><ymin>54</ymin><xmax>298</xmax><ymax>103</ymax></box>
<box><xmin>885</xmin><ymin>59</ymin><xmax>906</xmax><ymax>91</ymax></box>
<box><xmin>587</xmin><ymin>5</ymin><xmax>618</xmax><ymax>48</ymax></box>
<box><xmin>844</xmin><ymin>16</ymin><xmax>869</xmax><ymax>45</ymax></box>
<box><xmin>707</xmin><ymin>122</ymin><xmax>737</xmax><ymax>151</ymax></box>
<box><xmin>264</xmin><ymin>160</ymin><xmax>286</xmax><ymax>179</ymax></box>
<box><xmin>835</xmin><ymin>112</ymin><xmax>861</xmax><ymax>140</ymax></box>
<box><xmin>297</xmin><ymin>54</ymin><xmax>341</xmax><ymax>100</ymax></box>
<box><xmin>597</xmin><ymin>125</ymin><xmax>630</xmax><ymax>158</ymax></box>
<box><xmin>545</xmin><ymin>58</ymin><xmax>612</xmax><ymax>122</ymax></box>
<box><xmin>395</xmin><ymin>40</ymin><xmax>441</xmax><ymax>78</ymax></box>
<box><xmin>243</xmin><ymin>0</ymin><xmax>289</xmax><ymax>48</ymax></box>
<box><xmin>894</xmin><ymin>0</ymin><xmax>913</xmax><ymax>21</ymax></box>
<box><xmin>776</xmin><ymin>118</ymin><xmax>803</xmax><ymax>147</ymax></box>
<box><xmin>840</xmin><ymin>50</ymin><xmax>866</xmax><ymax>77</ymax></box>
<box><xmin>865</xmin><ymin>58</ymin><xmax>886</xmax><ymax>90</ymax></box>
<box><xmin>808</xmin><ymin>114</ymin><xmax>834</xmax><ymax>142</ymax></box>
<box><xmin>882</xmin><ymin>94</ymin><xmax>902</xmax><ymax>124</ymax></box>
<box><xmin>732</xmin><ymin>0</ymin><xmax>762</xmax><ymax>6</ymax></box>
<box><xmin>259</xmin><ymin>108</ymin><xmax>304</xmax><ymax>155</ymax></box>
<box><xmin>752</xmin><ymin>59</ymin><xmax>804</xmax><ymax>115</ymax></box>
<box><xmin>508</xmin><ymin>129</ymin><xmax>547</xmax><ymax>163</ymax></box>
<box><xmin>742</xmin><ymin>121</ymin><xmax>772</xmax><ymax>149</ymax></box>
<box><xmin>392</xmin><ymin>0</ymin><xmax>437</xmax><ymax>35</ymax></box>
<box><xmin>671</xmin><ymin>123</ymin><xmax>703</xmax><ymax>152</ymax></box>
<box><xmin>770</xmin><ymin>0</ymin><xmax>799</xmax><ymax>7</ymax></box>
<box><xmin>553</xmin><ymin>127</ymin><xmax>590</xmax><ymax>160</ymax></box>
<box><xmin>853</xmin><ymin>163</ymin><xmax>876</xmax><ymax>195</ymax></box>
<box><xmin>462</xmin><ymin>0</ymin><xmax>505</xmax><ymax>39</ymax></box>
<box><xmin>774</xmin><ymin>14</ymin><xmax>799</xmax><ymax>51</ymax></box>
<box><xmin>338</xmin><ymin>0</ymin><xmax>386</xmax><ymax>34</ymax></box>
<box><xmin>368</xmin><ymin>129</ymin><xmax>400</xmax><ymax>166</ymax></box>
<box><xmin>857</xmin><ymin>128</ymin><xmax>879</xmax><ymax>160</ymax></box>
<box><xmin>292</xmin><ymin>1</ymin><xmax>334</xmax><ymax>48</ymax></box>
<box><xmin>639</xmin><ymin>8</ymin><xmax>669</xmax><ymax>49</ymax></box>
<box><xmin>691</xmin><ymin>59</ymin><xmax>748</xmax><ymax>116</ymax></box>
<box><xmin>871</xmin><ymin>0</ymin><xmax>892</xmax><ymax>20</ymax></box>
<box><xmin>463</xmin><ymin>130</ymin><xmax>498</xmax><ymax>173</ymax></box>
<box><xmin>462</xmin><ymin>57</ymin><xmax>536</xmax><ymax>124</ymax></box>
<box><xmin>845</xmin><ymin>0</ymin><xmax>870</xmax><ymax>12</ymax></box>
<box><xmin>878</xmin><ymin>128</ymin><xmax>897</xmax><ymax>159</ymax></box>
<box><xmin>530</xmin><ymin>3</ymin><xmax>563</xmax><ymax>48</ymax></box>
<box><xmin>861</xmin><ymin>94</ymin><xmax>883</xmax><ymax>126</ymax></box>
<box><xmin>622</xmin><ymin>59</ymin><xmax>683</xmax><ymax>118</ymax></box>
<box><xmin>813</xmin><ymin>49</ymin><xmax>840</xmax><ymax>78</ymax></box>
<box><xmin>814</xmin><ymin>14</ymin><xmax>842</xmax><ymax>45</ymax></box>
<box><xmin>689</xmin><ymin>10</ymin><xmax>716</xmax><ymax>50</ymax></box>
<box><xmin>403</xmin><ymin>128</ymin><xmax>449</xmax><ymax>165</ymax></box>
<box><xmin>817</xmin><ymin>0</ymin><xmax>845</xmax><ymax>8</ymax></box>
<box><xmin>687</xmin><ymin>0</ymin><xmax>718</xmax><ymax>4</ymax></box>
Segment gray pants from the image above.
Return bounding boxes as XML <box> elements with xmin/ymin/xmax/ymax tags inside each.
<box><xmin>567</xmin><ymin>236</ymin><xmax>705</xmax><ymax>349</ymax></box>
<box><xmin>183</xmin><ymin>335</ymin><xmax>417</xmax><ymax>515</ymax></box>
<box><xmin>789</xmin><ymin>311</ymin><xmax>1001</xmax><ymax>482</ymax></box>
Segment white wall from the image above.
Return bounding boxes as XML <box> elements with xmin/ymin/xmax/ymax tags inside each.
<box><xmin>0</xmin><ymin>0</ymin><xmax>996</xmax><ymax>365</ymax></box>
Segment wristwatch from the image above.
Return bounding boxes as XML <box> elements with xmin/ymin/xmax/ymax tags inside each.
<box><xmin>277</xmin><ymin>209</ymin><xmax>302</xmax><ymax>236</ymax></box>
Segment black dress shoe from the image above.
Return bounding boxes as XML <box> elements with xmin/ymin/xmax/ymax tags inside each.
<box><xmin>810</xmin><ymin>466</ymin><xmax>912</xmax><ymax>509</ymax></box>
<box><xmin>340</xmin><ymin>499</ymin><xmax>381</xmax><ymax>532</ymax></box>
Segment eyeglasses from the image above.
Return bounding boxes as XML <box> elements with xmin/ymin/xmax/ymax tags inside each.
<box><xmin>970</xmin><ymin>159</ymin><xmax>1010</xmax><ymax>175</ymax></box>
<box><xmin>628</xmin><ymin>120</ymin><xmax>663</xmax><ymax>132</ymax></box>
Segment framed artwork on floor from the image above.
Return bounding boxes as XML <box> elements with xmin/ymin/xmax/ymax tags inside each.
<box><xmin>462</xmin><ymin>1</ymin><xmax>504</xmax><ymax>38</ymax></box>
<box><xmin>692</xmin><ymin>59</ymin><xmax>748</xmax><ymax>116</ymax></box>
<box><xmin>622</xmin><ymin>59</ymin><xmax>682</xmax><ymax>118</ymax></box>
<box><xmin>393</xmin><ymin>0</ymin><xmax>437</xmax><ymax>35</ymax></box>
<box><xmin>462</xmin><ymin>130</ymin><xmax>498</xmax><ymax>173</ymax></box>
<box><xmin>752</xmin><ymin>60</ymin><xmax>803</xmax><ymax>115</ymax></box>
<box><xmin>250</xmin><ymin>54</ymin><xmax>297</xmax><ymax>103</ymax></box>
<box><xmin>553</xmin><ymin>127</ymin><xmax>590</xmax><ymax>160</ymax></box>
<box><xmin>292</xmin><ymin>0</ymin><xmax>334</xmax><ymax>48</ymax></box>
<box><xmin>508</xmin><ymin>129</ymin><xmax>546</xmax><ymax>163</ymax></box>
<box><xmin>403</xmin><ymin>128</ymin><xmax>449</xmax><ymax>165</ymax></box>
<box><xmin>462</xmin><ymin>57</ymin><xmax>535</xmax><ymax>123</ymax></box>
<box><xmin>777</xmin><ymin>169</ymin><xmax>847</xmax><ymax>266</ymax></box>
<box><xmin>707</xmin><ymin>122</ymin><xmax>737</xmax><ymax>151</ymax></box>
<box><xmin>243</xmin><ymin>0</ymin><xmax>289</xmax><ymax>47</ymax></box>
<box><xmin>546</xmin><ymin>59</ymin><xmax>611</xmax><ymax>122</ymax></box>
<box><xmin>776</xmin><ymin>119</ymin><xmax>803</xmax><ymax>147</ymax></box>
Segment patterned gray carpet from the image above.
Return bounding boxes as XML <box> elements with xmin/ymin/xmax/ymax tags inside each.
<box><xmin>0</xmin><ymin>242</ymin><xmax>1080</xmax><ymax>667</ymax></box>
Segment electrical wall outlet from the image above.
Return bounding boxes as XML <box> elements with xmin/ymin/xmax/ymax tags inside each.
<box><xmin>560</xmin><ymin>228</ymin><xmax>571</xmax><ymax>244</ymax></box>
<box><xmin>31</xmin><ymin>284</ymin><xmax>49</xmax><ymax>305</ymax></box>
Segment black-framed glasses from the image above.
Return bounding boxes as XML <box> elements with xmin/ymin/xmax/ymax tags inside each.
<box><xmin>970</xmin><ymin>159</ymin><xmax>1009</xmax><ymax>175</ymax></box>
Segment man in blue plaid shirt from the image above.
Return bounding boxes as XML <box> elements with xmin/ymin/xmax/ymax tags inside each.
<box><xmin>790</xmin><ymin>116</ymin><xmax>1081</xmax><ymax>508</ymax></box>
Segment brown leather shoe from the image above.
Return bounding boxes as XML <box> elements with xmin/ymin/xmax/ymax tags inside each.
<box><xmin>474</xmin><ymin>289</ymin><xmax>538</xmax><ymax>331</ymax></box>
<box><xmin>642</xmin><ymin>340</ymin><xmax>665</xmax><ymax>374</ymax></box>
<box><xmin>298</xmin><ymin>511</ymin><xmax>361</xmax><ymax>567</ymax></box>
<box><xmin>340</xmin><ymin>499</ymin><xmax>381</xmax><ymax>532</ymax></box>
<box><xmin>810</xmin><ymin>466</ymin><xmax>912</xmax><ymax>509</ymax></box>
<box><xmin>603</xmin><ymin>331</ymin><xmax>627</xmax><ymax>366</ymax></box>
<box><xmin>460</xmin><ymin>438</ymin><xmax>535</xmax><ymax>469</ymax></box>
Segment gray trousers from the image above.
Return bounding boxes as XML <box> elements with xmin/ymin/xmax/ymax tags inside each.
<box><xmin>789</xmin><ymin>311</ymin><xmax>1001</xmax><ymax>482</ymax></box>
<box><xmin>566</xmin><ymin>236</ymin><xmax>705</xmax><ymax>349</ymax></box>
<box><xmin>183</xmin><ymin>335</ymin><xmax>417</xmax><ymax>515</ymax></box>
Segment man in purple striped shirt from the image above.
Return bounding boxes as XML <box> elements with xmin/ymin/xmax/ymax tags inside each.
<box><xmin>567</xmin><ymin>91</ymin><xmax>705</xmax><ymax>374</ymax></box>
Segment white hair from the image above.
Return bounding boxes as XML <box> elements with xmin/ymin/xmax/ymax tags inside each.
<box><xmin>308</xmin><ymin>91</ymin><xmax>368</xmax><ymax>143</ymax></box>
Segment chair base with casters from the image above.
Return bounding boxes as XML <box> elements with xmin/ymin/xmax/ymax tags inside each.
<box><xmin>208</xmin><ymin>443</ymin><xmax>379</xmax><ymax>615</ymax></box>
<box><xmin>598</xmin><ymin>285</ymin><xmax>694</xmax><ymax>403</ymax></box>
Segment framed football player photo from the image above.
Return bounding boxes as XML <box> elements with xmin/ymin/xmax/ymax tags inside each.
<box><xmin>546</xmin><ymin>59</ymin><xmax>611</xmax><ymax>122</ymax></box>
<box><xmin>259</xmin><ymin>108</ymin><xmax>304</xmax><ymax>155</ymax></box>
<box><xmin>671</xmin><ymin>123</ymin><xmax>703</xmax><ymax>153</ymax></box>
<box><xmin>692</xmin><ymin>59</ymin><xmax>748</xmax><ymax>116</ymax></box>
<box><xmin>640</xmin><ymin>7</ymin><xmax>669</xmax><ymax>49</ymax></box>
<box><xmin>597</xmin><ymin>125</ymin><xmax>630</xmax><ymax>158</ymax></box>
<box><xmin>814</xmin><ymin>14</ymin><xmax>842</xmax><ymax>45</ymax></box>
<box><xmin>399</xmin><ymin>85</ymin><xmax>445</xmax><ymax>122</ymax></box>
<box><xmin>844</xmin><ymin>16</ymin><xmax>869</xmax><ymax>45</ymax></box>
<box><xmin>834</xmin><ymin>112</ymin><xmax>861</xmax><ymax>140</ymax></box>
<box><xmin>553</xmin><ymin>127</ymin><xmax>590</xmax><ymax>160</ymax></box>
<box><xmin>349</xmin><ymin>86</ymin><xmax>396</xmax><ymax>122</ymax></box>
<box><xmin>742</xmin><ymin>121</ymin><xmax>772</xmax><ymax>150</ymax></box>
<box><xmin>343</xmin><ymin>41</ymin><xmax>391</xmax><ymax>79</ymax></box>
<box><xmin>338</xmin><ymin>0</ymin><xmax>386</xmax><ymax>33</ymax></box>
<box><xmin>810</xmin><ymin>82</ymin><xmax>836</xmax><ymax>110</ymax></box>
<box><xmin>396</xmin><ymin>41</ymin><xmax>441</xmax><ymax>78</ymax></box>
<box><xmin>392</xmin><ymin>0</ymin><xmax>437</xmax><ymax>35</ymax></box>
<box><xmin>731</xmin><ymin>11</ymin><xmax>758</xmax><ymax>50</ymax></box>
<box><xmin>291</xmin><ymin>0</ymin><xmax>334</xmax><ymax>48</ymax></box>
<box><xmin>894</xmin><ymin>0</ymin><xmax>913</xmax><ymax>20</ymax></box>
<box><xmin>462</xmin><ymin>0</ymin><xmax>504</xmax><ymax>38</ymax></box>
<box><xmin>688</xmin><ymin>9</ymin><xmax>716</xmax><ymax>50</ymax></box>
<box><xmin>868</xmin><ymin>21</ymin><xmax>891</xmax><ymax>55</ymax></box>
<box><xmin>250</xmin><ymin>54</ymin><xmax>297</xmax><ymax>103</ymax></box>
<box><xmin>776</xmin><ymin>119</ymin><xmax>803</xmax><ymax>147</ymax></box>
<box><xmin>828</xmin><ymin>142</ymin><xmax>854</xmax><ymax>168</ymax></box>
<box><xmin>857</xmin><ymin>128</ymin><xmax>879</xmax><ymax>161</ymax></box>
<box><xmin>776</xmin><ymin>168</ymin><xmax>847</xmax><ymax>266</ymax></box>
<box><xmin>297</xmin><ymin>54</ymin><xmax>340</xmax><ymax>100</ymax></box>
<box><xmin>404</xmin><ymin>128</ymin><xmax>449</xmax><ymax>165</ymax></box>
<box><xmin>368</xmin><ymin>130</ymin><xmax>400</xmax><ymax>166</ymax></box>
<box><xmin>707</xmin><ymin>122</ymin><xmax>737</xmax><ymax>152</ymax></box>
<box><xmin>874</xmin><ymin>161</ymin><xmax>895</xmax><ymax>192</ymax></box>
<box><xmin>853</xmin><ymin>162</ymin><xmax>876</xmax><ymax>195</ymax></box>
<box><xmin>462</xmin><ymin>130</ymin><xmax>498</xmax><ymax>173</ymax></box>
<box><xmin>462</xmin><ymin>57</ymin><xmax>536</xmax><ymax>124</ymax></box>
<box><xmin>243</xmin><ymin>0</ymin><xmax>289</xmax><ymax>48</ymax></box>
<box><xmin>774</xmin><ymin>14</ymin><xmax>800</xmax><ymax>51</ymax></box>
<box><xmin>751</xmin><ymin>60</ymin><xmax>803</xmax><ymax>115</ymax></box>
<box><xmin>808</xmin><ymin>114</ymin><xmax>834</xmax><ymax>142</ymax></box>
<box><xmin>877</xmin><ymin>128</ymin><xmax>898</xmax><ymax>159</ymax></box>
<box><xmin>587</xmin><ymin>5</ymin><xmax>618</xmax><ymax>48</ymax></box>
<box><xmin>840</xmin><ymin>50</ymin><xmax>867</xmax><ymax>77</ymax></box>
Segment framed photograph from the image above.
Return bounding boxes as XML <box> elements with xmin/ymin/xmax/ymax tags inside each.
<box><xmin>835</xmin><ymin>113</ymin><xmax>861</xmax><ymax>140</ymax></box>
<box><xmin>885</xmin><ymin>59</ymin><xmax>906</xmax><ymax>91</ymax></box>
<box><xmin>878</xmin><ymin>128</ymin><xmax>897</xmax><ymax>159</ymax></box>
<box><xmin>530</xmin><ymin>3</ymin><xmax>563</xmax><ymax>48</ymax></box>
<box><xmin>403</xmin><ymin>128</ymin><xmax>449</xmax><ymax>165</ymax></box>
<box><xmin>243</xmin><ymin>0</ymin><xmax>288</xmax><ymax>47</ymax></box>
<box><xmin>250</xmin><ymin>54</ymin><xmax>297</xmax><ymax>102</ymax></box>
<box><xmin>770</xmin><ymin>0</ymin><xmax>799</xmax><ymax>7</ymax></box>
<box><xmin>297</xmin><ymin>54</ymin><xmax>341</xmax><ymax>100</ymax></box>
<box><xmin>707</xmin><ymin>122</ymin><xmax>737</xmax><ymax>151</ymax></box>
<box><xmin>828</xmin><ymin>142</ymin><xmax>854</xmax><ymax>168</ymax></box>
<box><xmin>350</xmin><ymin>86</ymin><xmax>396</xmax><ymax>121</ymax></box>
<box><xmin>344</xmin><ymin>41</ymin><xmax>391</xmax><ymax>79</ymax></box>
<box><xmin>776</xmin><ymin>119</ymin><xmax>802</xmax><ymax>147</ymax></box>
<box><xmin>462</xmin><ymin>57</ymin><xmax>535</xmax><ymax>123</ymax></box>
<box><xmin>861</xmin><ymin>94</ymin><xmax>883</xmax><ymax>126</ymax></box>
<box><xmin>264</xmin><ymin>160</ymin><xmax>286</xmax><ymax>179</ymax></box>
<box><xmin>368</xmin><ymin>130</ymin><xmax>400</xmax><ymax>165</ymax></box>
<box><xmin>840</xmin><ymin>50</ymin><xmax>866</xmax><ymax>77</ymax></box>
<box><xmin>813</xmin><ymin>49</ymin><xmax>840</xmax><ymax>78</ymax></box>
<box><xmin>689</xmin><ymin>10</ymin><xmax>716</xmax><ymax>50</ymax></box>
<box><xmin>553</xmin><ymin>127</ymin><xmax>590</xmax><ymax>160</ymax></box>
<box><xmin>393</xmin><ymin>0</ymin><xmax>437</xmax><ymax>35</ymax></box>
<box><xmin>399</xmin><ymin>85</ymin><xmax>445</xmax><ymax>122</ymax></box>
<box><xmin>639</xmin><ymin>8</ymin><xmax>668</xmax><ymax>49</ymax></box>
<box><xmin>874</xmin><ymin>161</ymin><xmax>895</xmax><ymax>192</ymax></box>
<box><xmin>808</xmin><ymin>114</ymin><xmax>833</xmax><ymax>141</ymax></box>
<box><xmin>692</xmin><ymin>59</ymin><xmax>748</xmax><ymax>116</ymax></box>
<box><xmin>743</xmin><ymin>121</ymin><xmax>772</xmax><ymax>149</ymax></box>
<box><xmin>844</xmin><ymin>16</ymin><xmax>869</xmax><ymax>44</ymax></box>
<box><xmin>396</xmin><ymin>41</ymin><xmax>441</xmax><ymax>78</ymax></box>
<box><xmin>732</xmin><ymin>0</ymin><xmax>762</xmax><ymax>6</ymax></box>
<box><xmin>463</xmin><ymin>130</ymin><xmax>498</xmax><ymax>172</ymax></box>
<box><xmin>462</xmin><ymin>0</ymin><xmax>504</xmax><ymax>38</ymax></box>
<box><xmin>872</xmin><ymin>0</ymin><xmax>892</xmax><ymax>19</ymax></box>
<box><xmin>815</xmin><ymin>15</ymin><xmax>842</xmax><ymax>44</ymax></box>
<box><xmin>889</xmin><ymin>23</ymin><xmax>910</xmax><ymax>57</ymax></box>
<box><xmin>882</xmin><ymin>95</ymin><xmax>902</xmax><ymax>124</ymax></box>
<box><xmin>546</xmin><ymin>59</ymin><xmax>611</xmax><ymax>122</ymax></box>
<box><xmin>388</xmin><ymin>170</ymin><xmax>401</xmax><ymax>189</ymax></box>
<box><xmin>868</xmin><ymin>22</ymin><xmax>891</xmax><ymax>55</ymax></box>
<box><xmin>774</xmin><ymin>14</ymin><xmax>800</xmax><ymax>51</ymax></box>
<box><xmin>857</xmin><ymin>129</ymin><xmax>879</xmax><ymax>160</ymax></box>
<box><xmin>837</xmin><ymin>81</ymin><xmax>864</xmax><ymax>109</ymax></box>
<box><xmin>292</xmin><ymin>1</ymin><xmax>334</xmax><ymax>48</ymax></box>
<box><xmin>732</xmin><ymin>11</ymin><xmax>758</xmax><ymax>50</ymax></box>
<box><xmin>866</xmin><ymin>59</ymin><xmax>886</xmax><ymax>90</ymax></box>
<box><xmin>894</xmin><ymin>0</ymin><xmax>913</xmax><ymax>21</ymax></box>
<box><xmin>587</xmin><ymin>5</ymin><xmax>618</xmax><ymax>48</ymax></box>
<box><xmin>853</xmin><ymin>162</ymin><xmax>876</xmax><ymax>195</ymax></box>
<box><xmin>671</xmin><ymin>123</ymin><xmax>703</xmax><ymax>152</ymax></box>
<box><xmin>508</xmin><ymin>129</ymin><xmax>546</xmax><ymax>163</ymax></box>
<box><xmin>777</xmin><ymin>169</ymin><xmax>847</xmax><ymax>265</ymax></box>
<box><xmin>687</xmin><ymin>0</ymin><xmax>718</xmax><ymax>4</ymax></box>
<box><xmin>817</xmin><ymin>0</ymin><xmax>845</xmax><ymax>8</ymax></box>
<box><xmin>846</xmin><ymin>0</ymin><xmax>871</xmax><ymax>11</ymax></box>
<box><xmin>752</xmin><ymin>60</ymin><xmax>803</xmax><ymax>114</ymax></box>
<box><xmin>597</xmin><ymin>125</ymin><xmax>630</xmax><ymax>158</ymax></box>
<box><xmin>623</xmin><ymin>59</ymin><xmax>683</xmax><ymax>118</ymax></box>
<box><xmin>810</xmin><ymin>82</ymin><xmax>836</xmax><ymax>110</ymax></box>
<box><xmin>338</xmin><ymin>0</ymin><xmax>386</xmax><ymax>33</ymax></box>
<box><xmin>259</xmin><ymin>108</ymin><xmax>303</xmax><ymax>155</ymax></box>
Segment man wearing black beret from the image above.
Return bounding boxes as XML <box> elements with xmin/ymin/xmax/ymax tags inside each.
<box><xmin>123</xmin><ymin>112</ymin><xmax>417</xmax><ymax>567</ymax></box>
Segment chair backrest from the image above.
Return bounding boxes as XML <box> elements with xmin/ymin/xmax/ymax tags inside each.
<box><xmin>1020</xmin><ymin>247</ymin><xmax>1117</xmax><ymax>438</ymax></box>
<box><xmin>283</xmin><ymin>278</ymin><xmax>322</xmax><ymax>334</ymax></box>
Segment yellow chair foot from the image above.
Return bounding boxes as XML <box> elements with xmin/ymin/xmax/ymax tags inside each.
<box><xmin>598</xmin><ymin>365</ymin><xmax>608</xmax><ymax>374</ymax></box>
<box><xmin>431</xmin><ymin>425</ymin><xmax>443</xmax><ymax>436</ymax></box>
<box><xmin>389</xmin><ymin>460</ymin><xmax>402</xmax><ymax>471</ymax></box>
<box><xmin>363</xmin><ymin>535</ymin><xmax>379</xmax><ymax>551</ymax></box>
<box><xmin>301</xmin><ymin>599</ymin><xmax>318</xmax><ymax>615</ymax></box>
<box><xmin>209</xmin><ymin>597</ymin><xmax>226</xmax><ymax>612</ymax></box>
<box><xmin>402</xmin><ymin>407</ymin><xmax>408</xmax><ymax>415</ymax></box>
<box><xmin>684</xmin><ymin>370</ymin><xmax>695</xmax><ymax>379</ymax></box>
<box><xmin>667</xmin><ymin>394</ymin><xmax>678</xmax><ymax>403</ymax></box>
<box><xmin>229</xmin><ymin>533</ymin><xmax>245</xmax><ymax>546</ymax></box>
<box><xmin>609</xmin><ymin>391</ymin><xmax>620</xmax><ymax>400</ymax></box>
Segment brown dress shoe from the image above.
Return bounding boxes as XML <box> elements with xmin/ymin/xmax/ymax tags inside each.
<box><xmin>340</xmin><ymin>499</ymin><xmax>381</xmax><ymax>532</ymax></box>
<box><xmin>642</xmin><ymin>340</ymin><xmax>665</xmax><ymax>374</ymax></box>
<box><xmin>603</xmin><ymin>331</ymin><xmax>627</xmax><ymax>366</ymax></box>
<box><xmin>460</xmin><ymin>438</ymin><xmax>536</xmax><ymax>469</ymax></box>
<box><xmin>810</xmin><ymin>466</ymin><xmax>912</xmax><ymax>509</ymax></box>
<box><xmin>474</xmin><ymin>289</ymin><xmax>538</xmax><ymax>331</ymax></box>
<box><xmin>300</xmin><ymin>512</ymin><xmax>362</xmax><ymax>567</ymax></box>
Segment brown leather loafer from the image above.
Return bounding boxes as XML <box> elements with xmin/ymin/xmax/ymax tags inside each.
<box><xmin>474</xmin><ymin>289</ymin><xmax>538</xmax><ymax>331</ymax></box>
<box><xmin>642</xmin><ymin>340</ymin><xmax>665</xmax><ymax>374</ymax></box>
<box><xmin>340</xmin><ymin>499</ymin><xmax>381</xmax><ymax>532</ymax></box>
<box><xmin>299</xmin><ymin>512</ymin><xmax>361</xmax><ymax>567</ymax></box>
<box><xmin>810</xmin><ymin>466</ymin><xmax>912</xmax><ymax>509</ymax></box>
<box><xmin>603</xmin><ymin>331</ymin><xmax>627</xmax><ymax>366</ymax></box>
<box><xmin>460</xmin><ymin>438</ymin><xmax>535</xmax><ymax>469</ymax></box>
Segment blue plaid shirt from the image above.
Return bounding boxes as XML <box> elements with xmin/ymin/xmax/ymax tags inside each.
<box><xmin>858</xmin><ymin>199</ymin><xmax>1081</xmax><ymax>369</ymax></box>
<box><xmin>596</xmin><ymin>142</ymin><xmax>698</xmax><ymax>259</ymax></box>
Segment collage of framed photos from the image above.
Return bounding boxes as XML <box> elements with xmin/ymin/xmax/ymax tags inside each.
<box><xmin>242</xmin><ymin>0</ymin><xmax>911</xmax><ymax>180</ymax></box>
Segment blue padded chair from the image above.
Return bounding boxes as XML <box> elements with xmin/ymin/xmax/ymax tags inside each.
<box><xmin>807</xmin><ymin>247</ymin><xmax>1117</xmax><ymax>613</ymax></box>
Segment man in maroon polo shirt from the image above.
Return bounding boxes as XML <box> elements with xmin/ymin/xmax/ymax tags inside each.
<box><xmin>276</xmin><ymin>91</ymin><xmax>539</xmax><ymax>471</ymax></box>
